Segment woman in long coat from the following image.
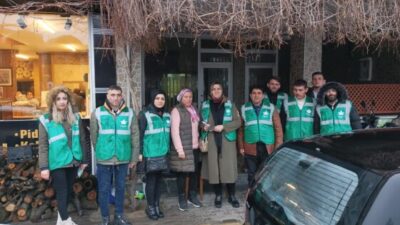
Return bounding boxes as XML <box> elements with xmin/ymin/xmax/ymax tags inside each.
<box><xmin>200</xmin><ymin>82</ymin><xmax>241</xmax><ymax>208</ymax></box>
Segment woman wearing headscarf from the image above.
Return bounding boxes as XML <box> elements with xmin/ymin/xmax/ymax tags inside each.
<box><xmin>138</xmin><ymin>90</ymin><xmax>170</xmax><ymax>220</ymax></box>
<box><xmin>38</xmin><ymin>86</ymin><xmax>88</xmax><ymax>225</ymax></box>
<box><xmin>169</xmin><ymin>88</ymin><xmax>202</xmax><ymax>211</ymax></box>
<box><xmin>200</xmin><ymin>82</ymin><xmax>241</xmax><ymax>208</ymax></box>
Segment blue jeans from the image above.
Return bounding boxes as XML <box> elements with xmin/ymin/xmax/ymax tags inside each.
<box><xmin>96</xmin><ymin>163</ymin><xmax>129</xmax><ymax>217</ymax></box>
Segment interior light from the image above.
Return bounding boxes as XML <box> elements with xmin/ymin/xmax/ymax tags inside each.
<box><xmin>64</xmin><ymin>18</ymin><xmax>72</xmax><ymax>30</ymax></box>
<box><xmin>37</xmin><ymin>20</ymin><xmax>55</xmax><ymax>33</ymax></box>
<box><xmin>15</xmin><ymin>54</ymin><xmax>29</xmax><ymax>60</ymax></box>
<box><xmin>17</xmin><ymin>15</ymin><xmax>27</xmax><ymax>29</ymax></box>
<box><xmin>65</xmin><ymin>44</ymin><xmax>77</xmax><ymax>52</ymax></box>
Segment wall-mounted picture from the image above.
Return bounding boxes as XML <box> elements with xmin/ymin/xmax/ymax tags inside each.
<box><xmin>0</xmin><ymin>68</ymin><xmax>12</xmax><ymax>86</ymax></box>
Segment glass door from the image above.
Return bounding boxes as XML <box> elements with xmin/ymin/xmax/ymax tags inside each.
<box><xmin>199</xmin><ymin>64</ymin><xmax>232</xmax><ymax>103</ymax></box>
<box><xmin>245</xmin><ymin>66</ymin><xmax>274</xmax><ymax>101</ymax></box>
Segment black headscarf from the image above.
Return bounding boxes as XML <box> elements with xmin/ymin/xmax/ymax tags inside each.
<box><xmin>148</xmin><ymin>89</ymin><xmax>167</xmax><ymax>115</ymax></box>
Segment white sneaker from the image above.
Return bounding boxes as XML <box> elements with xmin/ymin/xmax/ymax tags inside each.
<box><xmin>60</xmin><ymin>217</ymin><xmax>78</xmax><ymax>225</ymax></box>
<box><xmin>56</xmin><ymin>212</ymin><xmax>62</xmax><ymax>225</ymax></box>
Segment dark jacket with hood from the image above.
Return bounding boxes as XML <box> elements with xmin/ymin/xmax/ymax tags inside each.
<box><xmin>314</xmin><ymin>82</ymin><xmax>362</xmax><ymax>134</ymax></box>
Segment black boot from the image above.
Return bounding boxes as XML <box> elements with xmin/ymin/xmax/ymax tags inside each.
<box><xmin>101</xmin><ymin>216</ymin><xmax>111</xmax><ymax>225</ymax></box>
<box><xmin>178</xmin><ymin>194</ymin><xmax>188</xmax><ymax>211</ymax></box>
<box><xmin>188</xmin><ymin>191</ymin><xmax>202</xmax><ymax>208</ymax></box>
<box><xmin>155</xmin><ymin>201</ymin><xmax>164</xmax><ymax>218</ymax></box>
<box><xmin>215</xmin><ymin>195</ymin><xmax>222</xmax><ymax>208</ymax></box>
<box><xmin>113</xmin><ymin>214</ymin><xmax>132</xmax><ymax>225</ymax></box>
<box><xmin>145</xmin><ymin>205</ymin><xmax>159</xmax><ymax>220</ymax></box>
<box><xmin>228</xmin><ymin>195</ymin><xmax>240</xmax><ymax>208</ymax></box>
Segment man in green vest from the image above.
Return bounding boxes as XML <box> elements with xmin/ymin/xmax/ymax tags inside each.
<box><xmin>265</xmin><ymin>76</ymin><xmax>288</xmax><ymax>113</ymax></box>
<box><xmin>238</xmin><ymin>85</ymin><xmax>283</xmax><ymax>187</ymax></box>
<box><xmin>90</xmin><ymin>85</ymin><xmax>140</xmax><ymax>225</ymax></box>
<box><xmin>314</xmin><ymin>82</ymin><xmax>362</xmax><ymax>135</ymax></box>
<box><xmin>283</xmin><ymin>79</ymin><xmax>315</xmax><ymax>141</ymax></box>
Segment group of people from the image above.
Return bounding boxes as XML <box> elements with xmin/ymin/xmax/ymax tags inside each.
<box><xmin>38</xmin><ymin>71</ymin><xmax>362</xmax><ymax>225</ymax></box>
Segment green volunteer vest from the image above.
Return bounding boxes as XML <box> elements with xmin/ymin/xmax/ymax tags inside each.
<box><xmin>200</xmin><ymin>100</ymin><xmax>237</xmax><ymax>141</ymax></box>
<box><xmin>265</xmin><ymin>92</ymin><xmax>287</xmax><ymax>112</ymax></box>
<box><xmin>39</xmin><ymin>113</ymin><xmax>82</xmax><ymax>171</ymax></box>
<box><xmin>284</xmin><ymin>96</ymin><xmax>315</xmax><ymax>141</ymax></box>
<box><xmin>316</xmin><ymin>100</ymin><xmax>353</xmax><ymax>135</ymax></box>
<box><xmin>143</xmin><ymin>111</ymin><xmax>171</xmax><ymax>157</ymax></box>
<box><xmin>241</xmin><ymin>100</ymin><xmax>275</xmax><ymax>145</ymax></box>
<box><xmin>95</xmin><ymin>106</ymin><xmax>134</xmax><ymax>161</ymax></box>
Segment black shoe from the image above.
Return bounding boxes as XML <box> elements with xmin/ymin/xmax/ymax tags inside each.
<box><xmin>178</xmin><ymin>194</ymin><xmax>188</xmax><ymax>211</ymax></box>
<box><xmin>101</xmin><ymin>216</ymin><xmax>111</xmax><ymax>225</ymax></box>
<box><xmin>114</xmin><ymin>214</ymin><xmax>132</xmax><ymax>225</ymax></box>
<box><xmin>215</xmin><ymin>195</ymin><xmax>222</xmax><ymax>208</ymax></box>
<box><xmin>188</xmin><ymin>192</ymin><xmax>202</xmax><ymax>208</ymax></box>
<box><xmin>228</xmin><ymin>196</ymin><xmax>240</xmax><ymax>208</ymax></box>
<box><xmin>145</xmin><ymin>205</ymin><xmax>159</xmax><ymax>220</ymax></box>
<box><xmin>155</xmin><ymin>202</ymin><xmax>164</xmax><ymax>218</ymax></box>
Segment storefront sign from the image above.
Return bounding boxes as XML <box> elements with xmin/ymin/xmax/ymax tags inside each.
<box><xmin>0</xmin><ymin>120</ymin><xmax>39</xmax><ymax>148</ymax></box>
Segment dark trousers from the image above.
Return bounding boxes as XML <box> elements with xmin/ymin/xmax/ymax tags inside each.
<box><xmin>145</xmin><ymin>172</ymin><xmax>162</xmax><ymax>206</ymax></box>
<box><xmin>51</xmin><ymin>166</ymin><xmax>77</xmax><ymax>220</ymax></box>
<box><xmin>244</xmin><ymin>142</ymin><xmax>269</xmax><ymax>187</ymax></box>
<box><xmin>213</xmin><ymin>183</ymin><xmax>236</xmax><ymax>196</ymax></box>
<box><xmin>97</xmin><ymin>163</ymin><xmax>129</xmax><ymax>218</ymax></box>
<box><xmin>176</xmin><ymin>149</ymin><xmax>200</xmax><ymax>196</ymax></box>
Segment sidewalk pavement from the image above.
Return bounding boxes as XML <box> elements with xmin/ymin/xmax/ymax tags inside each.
<box><xmin>17</xmin><ymin>191</ymin><xmax>246</xmax><ymax>225</ymax></box>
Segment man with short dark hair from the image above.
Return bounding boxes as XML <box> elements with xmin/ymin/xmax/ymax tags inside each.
<box><xmin>91</xmin><ymin>85</ymin><xmax>139</xmax><ymax>225</ymax></box>
<box><xmin>307</xmin><ymin>72</ymin><xmax>326</xmax><ymax>99</ymax></box>
<box><xmin>265</xmin><ymin>76</ymin><xmax>287</xmax><ymax>113</ymax></box>
<box><xmin>314</xmin><ymin>82</ymin><xmax>362</xmax><ymax>135</ymax></box>
<box><xmin>283</xmin><ymin>79</ymin><xmax>315</xmax><ymax>141</ymax></box>
<box><xmin>238</xmin><ymin>85</ymin><xmax>283</xmax><ymax>187</ymax></box>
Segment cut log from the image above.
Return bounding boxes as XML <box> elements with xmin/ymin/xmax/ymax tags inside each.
<box><xmin>73</xmin><ymin>181</ymin><xmax>83</xmax><ymax>194</ymax></box>
<box><xmin>1</xmin><ymin>194</ymin><xmax>8</xmax><ymax>203</ymax></box>
<box><xmin>40</xmin><ymin>208</ymin><xmax>54</xmax><ymax>220</ymax></box>
<box><xmin>30</xmin><ymin>203</ymin><xmax>48</xmax><ymax>222</ymax></box>
<box><xmin>7</xmin><ymin>163</ymin><xmax>16</xmax><ymax>170</ymax></box>
<box><xmin>5</xmin><ymin>202</ymin><xmax>17</xmax><ymax>212</ymax></box>
<box><xmin>23</xmin><ymin>193</ymin><xmax>33</xmax><ymax>204</ymax></box>
<box><xmin>44</xmin><ymin>187</ymin><xmax>54</xmax><ymax>199</ymax></box>
<box><xmin>0</xmin><ymin>206</ymin><xmax>10</xmax><ymax>223</ymax></box>
<box><xmin>17</xmin><ymin>203</ymin><xmax>30</xmax><ymax>218</ymax></box>
<box><xmin>81</xmin><ymin>197</ymin><xmax>98</xmax><ymax>210</ymax></box>
<box><xmin>86</xmin><ymin>190</ymin><xmax>97</xmax><ymax>201</ymax></box>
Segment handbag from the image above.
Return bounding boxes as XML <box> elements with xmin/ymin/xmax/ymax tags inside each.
<box><xmin>199</xmin><ymin>136</ymin><xmax>208</xmax><ymax>153</ymax></box>
<box><xmin>145</xmin><ymin>156</ymin><xmax>168</xmax><ymax>173</ymax></box>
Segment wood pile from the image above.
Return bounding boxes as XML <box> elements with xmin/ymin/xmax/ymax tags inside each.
<box><xmin>0</xmin><ymin>156</ymin><xmax>98</xmax><ymax>223</ymax></box>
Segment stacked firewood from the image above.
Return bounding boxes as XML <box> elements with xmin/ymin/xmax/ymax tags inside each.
<box><xmin>0</xmin><ymin>156</ymin><xmax>97</xmax><ymax>223</ymax></box>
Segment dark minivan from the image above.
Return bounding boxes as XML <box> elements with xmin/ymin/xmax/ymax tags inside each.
<box><xmin>246</xmin><ymin>128</ymin><xmax>400</xmax><ymax>225</ymax></box>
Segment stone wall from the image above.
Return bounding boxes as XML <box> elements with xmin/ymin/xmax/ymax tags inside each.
<box><xmin>115</xmin><ymin>41</ymin><xmax>143</xmax><ymax>113</ymax></box>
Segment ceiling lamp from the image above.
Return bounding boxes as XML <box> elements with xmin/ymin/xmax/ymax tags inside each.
<box><xmin>17</xmin><ymin>15</ymin><xmax>27</xmax><ymax>29</ymax></box>
<box><xmin>64</xmin><ymin>18</ymin><xmax>72</xmax><ymax>30</ymax></box>
<box><xmin>15</xmin><ymin>53</ymin><xmax>29</xmax><ymax>60</ymax></box>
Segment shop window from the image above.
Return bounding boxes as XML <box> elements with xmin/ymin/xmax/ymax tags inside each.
<box><xmin>0</xmin><ymin>13</ymin><xmax>90</xmax><ymax>120</ymax></box>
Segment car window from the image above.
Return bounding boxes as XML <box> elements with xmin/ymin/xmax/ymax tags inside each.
<box><xmin>362</xmin><ymin>173</ymin><xmax>400</xmax><ymax>225</ymax></box>
<box><xmin>253</xmin><ymin>147</ymin><xmax>359</xmax><ymax>225</ymax></box>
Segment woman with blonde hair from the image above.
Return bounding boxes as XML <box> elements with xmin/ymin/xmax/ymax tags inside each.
<box><xmin>38</xmin><ymin>86</ymin><xmax>87</xmax><ymax>225</ymax></box>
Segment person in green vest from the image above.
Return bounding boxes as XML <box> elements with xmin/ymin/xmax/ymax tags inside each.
<box><xmin>314</xmin><ymin>82</ymin><xmax>362</xmax><ymax>135</ymax></box>
<box><xmin>138</xmin><ymin>89</ymin><xmax>170</xmax><ymax>220</ymax></box>
<box><xmin>200</xmin><ymin>82</ymin><xmax>241</xmax><ymax>208</ymax></box>
<box><xmin>283</xmin><ymin>79</ymin><xmax>315</xmax><ymax>141</ymax></box>
<box><xmin>238</xmin><ymin>85</ymin><xmax>283</xmax><ymax>187</ymax></box>
<box><xmin>39</xmin><ymin>86</ymin><xmax>88</xmax><ymax>225</ymax></box>
<box><xmin>90</xmin><ymin>85</ymin><xmax>140</xmax><ymax>225</ymax></box>
<box><xmin>265</xmin><ymin>76</ymin><xmax>288</xmax><ymax>129</ymax></box>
